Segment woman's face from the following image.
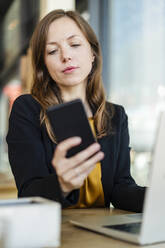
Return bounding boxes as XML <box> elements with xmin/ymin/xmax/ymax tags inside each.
<box><xmin>44</xmin><ymin>17</ymin><xmax>94</xmax><ymax>90</ymax></box>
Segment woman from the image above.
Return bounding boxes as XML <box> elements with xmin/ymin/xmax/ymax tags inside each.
<box><xmin>6</xmin><ymin>9</ymin><xmax>145</xmax><ymax>212</ymax></box>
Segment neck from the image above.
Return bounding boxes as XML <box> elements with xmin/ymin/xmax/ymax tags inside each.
<box><xmin>60</xmin><ymin>85</ymin><xmax>93</xmax><ymax>118</ymax></box>
<box><xmin>62</xmin><ymin>91</ymin><xmax>86</xmax><ymax>104</ymax></box>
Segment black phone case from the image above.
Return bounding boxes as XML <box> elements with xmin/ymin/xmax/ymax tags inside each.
<box><xmin>46</xmin><ymin>99</ymin><xmax>96</xmax><ymax>157</ymax></box>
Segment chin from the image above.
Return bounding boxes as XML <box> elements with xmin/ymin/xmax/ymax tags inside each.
<box><xmin>61</xmin><ymin>80</ymin><xmax>86</xmax><ymax>87</ymax></box>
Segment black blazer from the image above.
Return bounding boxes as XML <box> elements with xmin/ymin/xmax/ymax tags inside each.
<box><xmin>6</xmin><ymin>94</ymin><xmax>145</xmax><ymax>212</ymax></box>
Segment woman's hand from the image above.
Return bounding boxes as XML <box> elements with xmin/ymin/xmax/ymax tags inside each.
<box><xmin>51</xmin><ymin>137</ymin><xmax>104</xmax><ymax>195</ymax></box>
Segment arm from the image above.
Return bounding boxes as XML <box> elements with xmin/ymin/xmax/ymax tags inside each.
<box><xmin>111</xmin><ymin>106</ymin><xmax>146</xmax><ymax>212</ymax></box>
<box><xmin>6</xmin><ymin>95</ymin><xmax>78</xmax><ymax>208</ymax></box>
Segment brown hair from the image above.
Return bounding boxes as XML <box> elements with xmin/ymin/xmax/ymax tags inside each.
<box><xmin>30</xmin><ymin>9</ymin><xmax>114</xmax><ymax>142</ymax></box>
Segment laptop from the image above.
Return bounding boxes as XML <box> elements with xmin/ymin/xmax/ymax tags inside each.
<box><xmin>70</xmin><ymin>111</ymin><xmax>165</xmax><ymax>245</ymax></box>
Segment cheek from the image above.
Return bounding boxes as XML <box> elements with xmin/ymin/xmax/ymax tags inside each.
<box><xmin>82</xmin><ymin>47</ymin><xmax>93</xmax><ymax>66</ymax></box>
<box><xmin>82</xmin><ymin>51</ymin><xmax>93</xmax><ymax>71</ymax></box>
<box><xmin>45</xmin><ymin>59</ymin><xmax>59</xmax><ymax>74</ymax></box>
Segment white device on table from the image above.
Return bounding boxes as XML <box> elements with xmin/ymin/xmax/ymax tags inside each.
<box><xmin>70</xmin><ymin>111</ymin><xmax>165</xmax><ymax>245</ymax></box>
<box><xmin>0</xmin><ymin>197</ymin><xmax>61</xmax><ymax>248</ymax></box>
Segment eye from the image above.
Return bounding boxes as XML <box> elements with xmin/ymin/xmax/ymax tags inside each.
<box><xmin>71</xmin><ymin>44</ymin><xmax>81</xmax><ymax>47</ymax></box>
<box><xmin>48</xmin><ymin>49</ymin><xmax>58</xmax><ymax>55</ymax></box>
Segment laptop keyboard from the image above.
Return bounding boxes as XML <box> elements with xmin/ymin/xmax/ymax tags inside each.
<box><xmin>103</xmin><ymin>222</ymin><xmax>141</xmax><ymax>234</ymax></box>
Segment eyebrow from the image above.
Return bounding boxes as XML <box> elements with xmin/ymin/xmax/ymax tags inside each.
<box><xmin>46</xmin><ymin>35</ymin><xmax>81</xmax><ymax>45</ymax></box>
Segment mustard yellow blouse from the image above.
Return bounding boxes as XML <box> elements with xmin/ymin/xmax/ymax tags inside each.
<box><xmin>73</xmin><ymin>118</ymin><xmax>104</xmax><ymax>208</ymax></box>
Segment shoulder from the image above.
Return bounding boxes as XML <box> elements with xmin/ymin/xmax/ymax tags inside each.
<box><xmin>10</xmin><ymin>94</ymin><xmax>42</xmax><ymax>126</ymax></box>
<box><xmin>13</xmin><ymin>94</ymin><xmax>41</xmax><ymax>109</ymax></box>
<box><xmin>106</xmin><ymin>101</ymin><xmax>126</xmax><ymax>118</ymax></box>
<box><xmin>105</xmin><ymin>101</ymin><xmax>128</xmax><ymax>130</ymax></box>
<box><xmin>12</xmin><ymin>94</ymin><xmax>41</xmax><ymax>115</ymax></box>
<box><xmin>7</xmin><ymin>95</ymin><xmax>43</xmax><ymax>143</ymax></box>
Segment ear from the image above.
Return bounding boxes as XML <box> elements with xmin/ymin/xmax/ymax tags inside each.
<box><xmin>92</xmin><ymin>54</ymin><xmax>95</xmax><ymax>63</ymax></box>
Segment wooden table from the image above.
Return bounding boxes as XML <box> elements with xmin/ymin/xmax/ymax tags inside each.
<box><xmin>61</xmin><ymin>208</ymin><xmax>165</xmax><ymax>248</ymax></box>
<box><xmin>0</xmin><ymin>173</ymin><xmax>17</xmax><ymax>199</ymax></box>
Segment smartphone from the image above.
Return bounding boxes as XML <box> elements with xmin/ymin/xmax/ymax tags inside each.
<box><xmin>46</xmin><ymin>99</ymin><xmax>96</xmax><ymax>157</ymax></box>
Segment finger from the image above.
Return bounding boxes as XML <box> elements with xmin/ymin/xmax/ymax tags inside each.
<box><xmin>54</xmin><ymin>136</ymin><xmax>82</xmax><ymax>159</ymax></box>
<box><xmin>69</xmin><ymin>171</ymin><xmax>90</xmax><ymax>189</ymax></box>
<box><xmin>54</xmin><ymin>141</ymin><xmax>100</xmax><ymax>173</ymax></box>
<box><xmin>63</xmin><ymin>151</ymin><xmax>104</xmax><ymax>181</ymax></box>
<box><xmin>63</xmin><ymin>175</ymin><xmax>85</xmax><ymax>190</ymax></box>
<box><xmin>69</xmin><ymin>156</ymin><xmax>104</xmax><ymax>189</ymax></box>
<box><xmin>73</xmin><ymin>151</ymin><xmax>104</xmax><ymax>178</ymax></box>
<box><xmin>60</xmin><ymin>158</ymin><xmax>101</xmax><ymax>192</ymax></box>
<box><xmin>58</xmin><ymin>172</ymin><xmax>84</xmax><ymax>192</ymax></box>
<box><xmin>69</xmin><ymin>142</ymin><xmax>101</xmax><ymax>169</ymax></box>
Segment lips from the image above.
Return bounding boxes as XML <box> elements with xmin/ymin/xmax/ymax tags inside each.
<box><xmin>62</xmin><ymin>66</ymin><xmax>78</xmax><ymax>73</ymax></box>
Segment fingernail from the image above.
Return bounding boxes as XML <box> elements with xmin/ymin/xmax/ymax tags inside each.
<box><xmin>93</xmin><ymin>143</ymin><xmax>100</xmax><ymax>149</ymax></box>
<box><xmin>75</xmin><ymin>137</ymin><xmax>81</xmax><ymax>142</ymax></box>
<box><xmin>99</xmin><ymin>152</ymin><xmax>104</xmax><ymax>159</ymax></box>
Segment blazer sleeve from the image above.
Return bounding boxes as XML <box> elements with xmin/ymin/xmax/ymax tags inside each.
<box><xmin>6</xmin><ymin>95</ymin><xmax>78</xmax><ymax>208</ymax></box>
<box><xmin>111</xmin><ymin>106</ymin><xmax>146</xmax><ymax>212</ymax></box>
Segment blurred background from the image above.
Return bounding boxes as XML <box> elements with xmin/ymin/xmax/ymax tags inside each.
<box><xmin>0</xmin><ymin>0</ymin><xmax>165</xmax><ymax>198</ymax></box>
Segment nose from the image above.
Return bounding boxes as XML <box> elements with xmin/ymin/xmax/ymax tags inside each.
<box><xmin>60</xmin><ymin>47</ymin><xmax>72</xmax><ymax>63</ymax></box>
